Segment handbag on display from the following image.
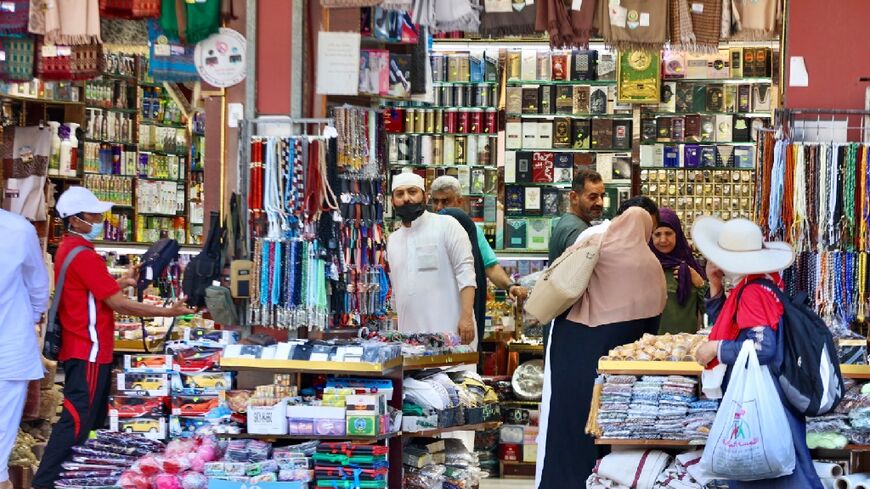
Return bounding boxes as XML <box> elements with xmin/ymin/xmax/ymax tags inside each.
<box><xmin>524</xmin><ymin>232</ymin><xmax>603</xmax><ymax>323</ymax></box>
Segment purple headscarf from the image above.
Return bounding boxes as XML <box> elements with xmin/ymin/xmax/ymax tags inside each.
<box><xmin>649</xmin><ymin>208</ymin><xmax>706</xmax><ymax>306</ymax></box>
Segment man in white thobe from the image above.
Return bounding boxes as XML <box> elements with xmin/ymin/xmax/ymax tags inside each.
<box><xmin>0</xmin><ymin>209</ymin><xmax>49</xmax><ymax>489</ymax></box>
<box><xmin>386</xmin><ymin>172</ymin><xmax>476</xmax><ymax>346</ymax></box>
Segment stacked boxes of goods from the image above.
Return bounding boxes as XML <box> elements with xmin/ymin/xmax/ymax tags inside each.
<box><xmin>111</xmin><ymin>354</ymin><xmax>172</xmax><ymax>439</ymax></box>
<box><xmin>312</xmin><ymin>442</ymin><xmax>388</xmax><ymax>489</ymax></box>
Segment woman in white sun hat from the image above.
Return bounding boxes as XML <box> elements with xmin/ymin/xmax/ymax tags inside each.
<box><xmin>691</xmin><ymin>216</ymin><xmax>823</xmax><ymax>489</ymax></box>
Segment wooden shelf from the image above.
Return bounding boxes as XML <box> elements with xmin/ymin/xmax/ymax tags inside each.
<box><xmin>597</xmin><ymin>360</ymin><xmax>703</xmax><ymax>376</ymax></box>
<box><xmin>0</xmin><ymin>94</ymin><xmax>83</xmax><ymax>106</ymax></box>
<box><xmin>219</xmin><ymin>357</ymin><xmax>403</xmax><ymax>376</ymax></box>
<box><xmin>403</xmin><ymin>352</ymin><xmax>478</xmax><ymax>370</ymax></box>
<box><xmin>507</xmin><ymin>80</ymin><xmax>616</xmax><ymax>86</ymax></box>
<box><xmin>507</xmin><ymin>113</ymin><xmax>633</xmax><ymax>119</ymax></box>
<box><xmin>220</xmin><ymin>431</ymin><xmax>399</xmax><ymax>441</ymax></box>
<box><xmin>403</xmin><ymin>422</ymin><xmax>501</xmax><ymax>438</ymax></box>
<box><xmin>507</xmin><ymin>343</ymin><xmax>544</xmax><ymax>354</ymax></box>
<box><xmin>595</xmin><ymin>439</ymin><xmax>704</xmax><ymax>447</ymax></box>
<box><xmin>840</xmin><ymin>365</ymin><xmax>870</xmax><ymax>379</ymax></box>
<box><xmin>661</xmin><ymin>77</ymin><xmax>773</xmax><ymax>84</ymax></box>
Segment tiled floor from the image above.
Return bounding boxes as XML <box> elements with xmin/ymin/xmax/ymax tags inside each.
<box><xmin>480</xmin><ymin>478</ymin><xmax>535</xmax><ymax>488</ymax></box>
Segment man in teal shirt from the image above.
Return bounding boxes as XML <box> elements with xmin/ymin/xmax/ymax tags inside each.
<box><xmin>430</xmin><ymin>176</ymin><xmax>528</xmax><ymax>309</ymax></box>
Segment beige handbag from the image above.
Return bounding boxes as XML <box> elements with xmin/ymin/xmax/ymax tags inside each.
<box><xmin>524</xmin><ymin>233</ymin><xmax>602</xmax><ymax>323</ymax></box>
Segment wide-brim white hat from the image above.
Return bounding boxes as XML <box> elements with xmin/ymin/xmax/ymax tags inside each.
<box><xmin>691</xmin><ymin>216</ymin><xmax>794</xmax><ymax>275</ymax></box>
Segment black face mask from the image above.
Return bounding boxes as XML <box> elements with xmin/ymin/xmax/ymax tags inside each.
<box><xmin>395</xmin><ymin>202</ymin><xmax>426</xmax><ymax>222</ymax></box>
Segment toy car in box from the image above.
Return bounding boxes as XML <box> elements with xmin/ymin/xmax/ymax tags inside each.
<box><xmin>173</xmin><ymin>347</ymin><xmax>223</xmax><ymax>373</ymax></box>
<box><xmin>110</xmin><ymin>416</ymin><xmax>167</xmax><ymax>440</ymax></box>
<box><xmin>171</xmin><ymin>395</ymin><xmax>221</xmax><ymax>416</ymax></box>
<box><xmin>109</xmin><ymin>395</ymin><xmax>168</xmax><ymax>418</ymax></box>
<box><xmin>124</xmin><ymin>354</ymin><xmax>174</xmax><ymax>373</ymax></box>
<box><xmin>171</xmin><ymin>372</ymin><xmax>233</xmax><ymax>394</ymax></box>
<box><xmin>169</xmin><ymin>416</ymin><xmax>211</xmax><ymax>438</ymax></box>
<box><xmin>117</xmin><ymin>373</ymin><xmax>170</xmax><ymax>396</ymax></box>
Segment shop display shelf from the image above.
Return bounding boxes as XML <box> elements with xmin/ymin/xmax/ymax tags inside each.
<box><xmin>388</xmin><ymin>163</ymin><xmax>496</xmax><ymax>170</ymax></box>
<box><xmin>84</xmin><ymin>137</ymin><xmax>136</xmax><ymax>145</ymax></box>
<box><xmin>381</xmin><ymin>105</ymin><xmax>496</xmax><ymax>111</ymax></box>
<box><xmin>507</xmin><ymin>343</ymin><xmax>544</xmax><ymax>354</ymax></box>
<box><xmin>639</xmin><ymin>141</ymin><xmax>758</xmax><ymax>146</ymax></box>
<box><xmin>840</xmin><ymin>364</ymin><xmax>870</xmax><ymax>379</ymax></box>
<box><xmin>99</xmin><ymin>72</ymin><xmax>138</xmax><ymax>82</ymax></box>
<box><xmin>507</xmin><ymin>112</ymin><xmax>633</xmax><ymax>119</ymax></box>
<box><xmin>360</xmin><ymin>36</ymin><xmax>417</xmax><ymax>46</ymax></box>
<box><xmin>595</xmin><ymin>439</ymin><xmax>704</xmax><ymax>447</ymax></box>
<box><xmin>661</xmin><ymin>77</ymin><xmax>773</xmax><ymax>84</ymax></box>
<box><xmin>140</xmin><ymin>120</ymin><xmax>188</xmax><ymax>129</ymax></box>
<box><xmin>515</xmin><ymin>147</ymin><xmax>628</xmax><ymax>153</ymax></box>
<box><xmin>86</xmin><ymin>105</ymin><xmax>139</xmax><ymax>114</ymax></box>
<box><xmin>507</xmin><ymin>80</ymin><xmax>617</xmax><ymax>86</ymax></box>
<box><xmin>48</xmin><ymin>175</ymin><xmax>83</xmax><ymax>181</ymax></box>
<box><xmin>403</xmin><ymin>421</ymin><xmax>501</xmax><ymax>438</ymax></box>
<box><xmin>114</xmin><ymin>338</ymin><xmax>164</xmax><ymax>353</ymax></box>
<box><xmin>220</xmin><ymin>431</ymin><xmax>400</xmax><ymax>441</ymax></box>
<box><xmin>597</xmin><ymin>360</ymin><xmax>703</xmax><ymax>376</ymax></box>
<box><xmin>500</xmin><ymin>400</ymin><xmax>542</xmax><ymax>407</ymax></box>
<box><xmin>219</xmin><ymin>357</ymin><xmax>403</xmax><ymax>376</ymax></box>
<box><xmin>0</xmin><ymin>94</ymin><xmax>83</xmax><ymax>106</ymax></box>
<box><xmin>640</xmin><ymin>166</ymin><xmax>755</xmax><ymax>171</ymax></box>
<box><xmin>433</xmin><ymin>81</ymin><xmax>498</xmax><ymax>86</ymax></box>
<box><xmin>402</xmin><ymin>352</ymin><xmax>479</xmax><ymax>371</ymax></box>
<box><xmin>138</xmin><ymin>81</ymin><xmax>165</xmax><ymax>88</ymax></box>
<box><xmin>138</xmin><ymin>211</ymin><xmax>184</xmax><ymax>217</ymax></box>
<box><xmin>137</xmin><ymin>176</ymin><xmax>185</xmax><ymax>183</ymax></box>
<box><xmin>644</xmin><ymin>112</ymin><xmax>772</xmax><ymax>118</ymax></box>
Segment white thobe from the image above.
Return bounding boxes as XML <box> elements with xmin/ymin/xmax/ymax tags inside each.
<box><xmin>387</xmin><ymin>211</ymin><xmax>476</xmax><ymax>341</ymax></box>
<box><xmin>0</xmin><ymin>209</ymin><xmax>49</xmax><ymax>381</ymax></box>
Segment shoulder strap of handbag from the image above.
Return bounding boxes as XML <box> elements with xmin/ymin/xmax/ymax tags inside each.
<box><xmin>46</xmin><ymin>246</ymin><xmax>90</xmax><ymax>333</ymax></box>
<box><xmin>730</xmin><ymin>277</ymin><xmax>780</xmax><ymax>324</ymax></box>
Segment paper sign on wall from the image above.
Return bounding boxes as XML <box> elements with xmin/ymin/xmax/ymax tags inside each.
<box><xmin>316</xmin><ymin>32</ymin><xmax>361</xmax><ymax>96</ymax></box>
<box><xmin>789</xmin><ymin>56</ymin><xmax>809</xmax><ymax>87</ymax></box>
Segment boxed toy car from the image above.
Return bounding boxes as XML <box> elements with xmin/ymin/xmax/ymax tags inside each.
<box><xmin>173</xmin><ymin>347</ymin><xmax>223</xmax><ymax>373</ymax></box>
<box><xmin>117</xmin><ymin>373</ymin><xmax>170</xmax><ymax>396</ymax></box>
<box><xmin>171</xmin><ymin>395</ymin><xmax>221</xmax><ymax>417</ymax></box>
<box><xmin>123</xmin><ymin>354</ymin><xmax>174</xmax><ymax>373</ymax></box>
<box><xmin>109</xmin><ymin>395</ymin><xmax>168</xmax><ymax>418</ymax></box>
<box><xmin>171</xmin><ymin>372</ymin><xmax>233</xmax><ymax>395</ymax></box>
<box><xmin>110</xmin><ymin>416</ymin><xmax>167</xmax><ymax>440</ymax></box>
<box><xmin>169</xmin><ymin>415</ymin><xmax>210</xmax><ymax>438</ymax></box>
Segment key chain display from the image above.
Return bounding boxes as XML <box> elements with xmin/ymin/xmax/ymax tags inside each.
<box><xmin>247</xmin><ymin>112</ymin><xmax>389</xmax><ymax>333</ymax></box>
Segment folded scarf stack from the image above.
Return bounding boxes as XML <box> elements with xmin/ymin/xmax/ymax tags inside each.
<box><xmin>628</xmin><ymin>376</ymin><xmax>666</xmax><ymax>440</ymax></box>
<box><xmin>587</xmin><ymin>450</ymin><xmax>671</xmax><ymax>489</ymax></box>
<box><xmin>597</xmin><ymin>375</ymin><xmax>636</xmax><ymax>439</ymax></box>
<box><xmin>657</xmin><ymin>377</ymin><xmax>697</xmax><ymax>440</ymax></box>
<box><xmin>683</xmin><ymin>399</ymin><xmax>718</xmax><ymax>441</ymax></box>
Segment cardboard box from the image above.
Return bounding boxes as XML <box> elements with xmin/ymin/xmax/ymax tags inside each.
<box><xmin>346</xmin><ymin>394</ymin><xmax>386</xmax><ymax>415</ymax></box>
<box><xmin>124</xmin><ymin>354</ymin><xmax>173</xmax><ymax>373</ymax></box>
<box><xmin>499</xmin><ymin>443</ymin><xmax>521</xmax><ymax>461</ymax></box>
<box><xmin>109</xmin><ymin>395</ymin><xmax>168</xmax><ymax>418</ymax></box>
<box><xmin>347</xmin><ymin>414</ymin><xmax>378</xmax><ymax>437</ymax></box>
<box><xmin>286</xmin><ymin>405</ymin><xmax>346</xmax><ymax>436</ymax></box>
<box><xmin>169</xmin><ymin>415</ymin><xmax>210</xmax><ymax>438</ymax></box>
<box><xmin>247</xmin><ymin>400</ymin><xmax>288</xmax><ymax>435</ymax></box>
<box><xmin>523</xmin><ymin>444</ymin><xmax>538</xmax><ymax>463</ymax></box>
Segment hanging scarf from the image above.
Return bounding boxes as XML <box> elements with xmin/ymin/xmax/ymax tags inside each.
<box><xmin>690</xmin><ymin>0</ymin><xmax>722</xmax><ymax>50</ymax></box>
<box><xmin>480</xmin><ymin>3</ymin><xmax>537</xmax><ymax>37</ymax></box>
<box><xmin>147</xmin><ymin>19</ymin><xmax>198</xmax><ymax>82</ymax></box>
<box><xmin>0</xmin><ymin>35</ymin><xmax>34</xmax><ymax>81</ymax></box>
<box><xmin>44</xmin><ymin>0</ymin><xmax>101</xmax><ymax>44</ymax></box>
<box><xmin>649</xmin><ymin>208</ymin><xmax>706</xmax><ymax>306</ymax></box>
<box><xmin>160</xmin><ymin>0</ymin><xmax>219</xmax><ymax>44</ymax></box>
<box><xmin>536</xmin><ymin>0</ymin><xmax>596</xmax><ymax>49</ymax></box>
<box><xmin>730</xmin><ymin>0</ymin><xmax>779</xmax><ymax>40</ymax></box>
<box><xmin>669</xmin><ymin>0</ymin><xmax>695</xmax><ymax>48</ymax></box>
<box><xmin>434</xmin><ymin>0</ymin><xmax>481</xmax><ymax>32</ymax></box>
<box><xmin>100</xmin><ymin>18</ymin><xmax>149</xmax><ymax>55</ymax></box>
<box><xmin>0</xmin><ymin>0</ymin><xmax>29</xmax><ymax>34</ymax></box>
<box><xmin>598</xmin><ymin>0</ymin><xmax>668</xmax><ymax>52</ymax></box>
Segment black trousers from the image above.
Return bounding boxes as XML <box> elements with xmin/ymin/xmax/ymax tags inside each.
<box><xmin>537</xmin><ymin>315</ymin><xmax>661</xmax><ymax>489</ymax></box>
<box><xmin>33</xmin><ymin>359</ymin><xmax>112</xmax><ymax>488</ymax></box>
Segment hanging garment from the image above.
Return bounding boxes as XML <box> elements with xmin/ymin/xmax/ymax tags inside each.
<box><xmin>3</xmin><ymin>126</ymin><xmax>51</xmax><ymax>220</ymax></box>
<box><xmin>0</xmin><ymin>35</ymin><xmax>35</xmax><ymax>81</ymax></box>
<box><xmin>0</xmin><ymin>0</ymin><xmax>29</xmax><ymax>34</ymax></box>
<box><xmin>43</xmin><ymin>0</ymin><xmax>101</xmax><ymax>44</ymax></box>
<box><xmin>730</xmin><ymin>0</ymin><xmax>780</xmax><ymax>40</ymax></box>
<box><xmin>597</xmin><ymin>0</ymin><xmax>668</xmax><ymax>52</ymax></box>
<box><xmin>159</xmin><ymin>0</ymin><xmax>220</xmax><ymax>44</ymax></box>
<box><xmin>36</xmin><ymin>41</ymin><xmax>103</xmax><ymax>80</ymax></box>
<box><xmin>480</xmin><ymin>2</ymin><xmax>537</xmax><ymax>37</ymax></box>
<box><xmin>146</xmin><ymin>19</ymin><xmax>198</xmax><ymax>82</ymax></box>
<box><xmin>434</xmin><ymin>0</ymin><xmax>481</xmax><ymax>32</ymax></box>
<box><xmin>536</xmin><ymin>0</ymin><xmax>596</xmax><ymax>49</ymax></box>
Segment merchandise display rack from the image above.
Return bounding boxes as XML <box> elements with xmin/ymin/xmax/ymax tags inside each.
<box><xmin>219</xmin><ymin>357</ymin><xmax>404</xmax><ymax>377</ymax></box>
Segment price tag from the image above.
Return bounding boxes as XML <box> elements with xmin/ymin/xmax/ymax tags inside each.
<box><xmin>572</xmin><ymin>0</ymin><xmax>583</xmax><ymax>10</ymax></box>
<box><xmin>0</xmin><ymin>2</ymin><xmax>15</xmax><ymax>12</ymax></box>
<box><xmin>154</xmin><ymin>43</ymin><xmax>171</xmax><ymax>57</ymax></box>
<box><xmin>0</xmin><ymin>51</ymin><xmax>6</xmax><ymax>62</ymax></box>
<box><xmin>41</xmin><ymin>45</ymin><xmax>57</xmax><ymax>58</ymax></box>
<box><xmin>57</xmin><ymin>46</ymin><xmax>72</xmax><ymax>56</ymax></box>
<box><xmin>640</xmin><ymin>12</ymin><xmax>650</xmax><ymax>26</ymax></box>
<box><xmin>691</xmin><ymin>2</ymin><xmax>704</xmax><ymax>13</ymax></box>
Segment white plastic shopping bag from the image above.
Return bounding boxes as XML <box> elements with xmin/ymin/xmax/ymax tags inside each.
<box><xmin>701</xmin><ymin>340</ymin><xmax>796</xmax><ymax>480</ymax></box>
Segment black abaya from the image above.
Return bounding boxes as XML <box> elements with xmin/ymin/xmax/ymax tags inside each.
<box><xmin>536</xmin><ymin>314</ymin><xmax>661</xmax><ymax>488</ymax></box>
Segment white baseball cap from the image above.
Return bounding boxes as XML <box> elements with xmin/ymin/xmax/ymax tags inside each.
<box><xmin>55</xmin><ymin>186</ymin><xmax>113</xmax><ymax>218</ymax></box>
